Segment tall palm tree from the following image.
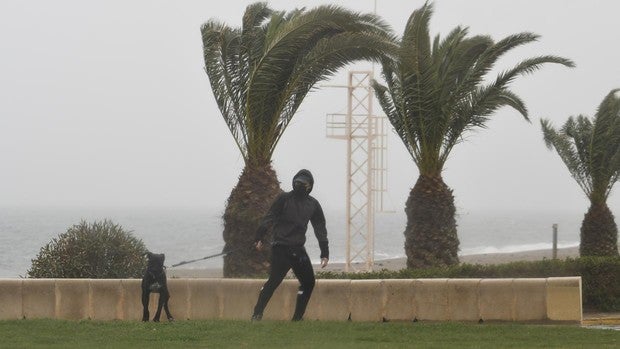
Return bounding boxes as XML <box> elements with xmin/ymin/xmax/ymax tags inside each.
<box><xmin>201</xmin><ymin>2</ymin><xmax>396</xmax><ymax>277</ymax></box>
<box><xmin>541</xmin><ymin>89</ymin><xmax>620</xmax><ymax>257</ymax></box>
<box><xmin>372</xmin><ymin>2</ymin><xmax>574</xmax><ymax>268</ymax></box>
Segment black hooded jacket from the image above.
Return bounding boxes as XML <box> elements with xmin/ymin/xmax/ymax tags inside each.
<box><xmin>254</xmin><ymin>169</ymin><xmax>329</xmax><ymax>259</ymax></box>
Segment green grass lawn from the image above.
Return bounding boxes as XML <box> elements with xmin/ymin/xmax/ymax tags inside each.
<box><xmin>0</xmin><ymin>319</ymin><xmax>617</xmax><ymax>348</ymax></box>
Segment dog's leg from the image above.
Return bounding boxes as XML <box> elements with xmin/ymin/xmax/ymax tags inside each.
<box><xmin>153</xmin><ymin>293</ymin><xmax>164</xmax><ymax>322</ymax></box>
<box><xmin>161</xmin><ymin>289</ymin><xmax>174</xmax><ymax>321</ymax></box>
<box><xmin>141</xmin><ymin>290</ymin><xmax>150</xmax><ymax>322</ymax></box>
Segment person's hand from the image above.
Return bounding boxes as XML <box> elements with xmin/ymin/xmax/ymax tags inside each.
<box><xmin>255</xmin><ymin>241</ymin><xmax>263</xmax><ymax>251</ymax></box>
<box><xmin>320</xmin><ymin>257</ymin><xmax>329</xmax><ymax>268</ymax></box>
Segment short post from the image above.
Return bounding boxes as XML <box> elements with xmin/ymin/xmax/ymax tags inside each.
<box><xmin>552</xmin><ymin>224</ymin><xmax>558</xmax><ymax>259</ymax></box>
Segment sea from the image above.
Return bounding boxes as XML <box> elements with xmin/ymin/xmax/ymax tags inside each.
<box><xmin>0</xmin><ymin>207</ymin><xmax>583</xmax><ymax>278</ymax></box>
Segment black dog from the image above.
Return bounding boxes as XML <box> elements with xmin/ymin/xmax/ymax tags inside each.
<box><xmin>142</xmin><ymin>252</ymin><xmax>174</xmax><ymax>322</ymax></box>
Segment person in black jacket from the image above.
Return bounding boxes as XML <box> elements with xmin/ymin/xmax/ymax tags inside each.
<box><xmin>251</xmin><ymin>169</ymin><xmax>329</xmax><ymax>321</ymax></box>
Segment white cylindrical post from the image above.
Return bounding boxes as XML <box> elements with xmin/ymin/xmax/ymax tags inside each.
<box><xmin>552</xmin><ymin>224</ymin><xmax>558</xmax><ymax>259</ymax></box>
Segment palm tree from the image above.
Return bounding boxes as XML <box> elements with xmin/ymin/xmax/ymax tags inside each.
<box><xmin>541</xmin><ymin>89</ymin><xmax>620</xmax><ymax>257</ymax></box>
<box><xmin>372</xmin><ymin>2</ymin><xmax>574</xmax><ymax>268</ymax></box>
<box><xmin>201</xmin><ymin>2</ymin><xmax>396</xmax><ymax>276</ymax></box>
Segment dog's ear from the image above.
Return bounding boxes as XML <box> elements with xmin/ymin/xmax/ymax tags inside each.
<box><xmin>145</xmin><ymin>251</ymin><xmax>153</xmax><ymax>259</ymax></box>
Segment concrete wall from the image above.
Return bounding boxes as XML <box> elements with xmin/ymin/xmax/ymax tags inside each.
<box><xmin>0</xmin><ymin>277</ymin><xmax>582</xmax><ymax>323</ymax></box>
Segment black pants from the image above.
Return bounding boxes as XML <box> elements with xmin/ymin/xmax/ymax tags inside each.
<box><xmin>253</xmin><ymin>245</ymin><xmax>316</xmax><ymax>321</ymax></box>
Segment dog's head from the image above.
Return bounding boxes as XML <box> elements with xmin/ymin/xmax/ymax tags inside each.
<box><xmin>145</xmin><ymin>252</ymin><xmax>166</xmax><ymax>274</ymax></box>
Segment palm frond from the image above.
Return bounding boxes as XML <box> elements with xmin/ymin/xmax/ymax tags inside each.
<box><xmin>541</xmin><ymin>118</ymin><xmax>593</xmax><ymax>196</ymax></box>
<box><xmin>400</xmin><ymin>1</ymin><xmax>433</xmax><ymax>78</ymax></box>
<box><xmin>276</xmin><ymin>31</ymin><xmax>397</xmax><ymax>125</ymax></box>
<box><xmin>241</xmin><ymin>2</ymin><xmax>272</xmax><ymax>68</ymax></box>
<box><xmin>591</xmin><ymin>89</ymin><xmax>620</xmax><ymax>199</ymax></box>
<box><xmin>201</xmin><ymin>20</ymin><xmax>248</xmax><ymax>161</ymax></box>
<box><xmin>542</xmin><ymin>90</ymin><xmax>620</xmax><ymax>203</ymax></box>
<box><xmin>374</xmin><ymin>2</ymin><xmax>573</xmax><ymax>176</ymax></box>
<box><xmin>202</xmin><ymin>2</ymin><xmax>395</xmax><ymax>166</ymax></box>
<box><xmin>494</xmin><ymin>55</ymin><xmax>575</xmax><ymax>89</ymax></box>
<box><xmin>470</xmin><ymin>32</ymin><xmax>540</xmax><ymax>81</ymax></box>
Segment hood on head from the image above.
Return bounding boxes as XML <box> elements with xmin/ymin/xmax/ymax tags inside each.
<box><xmin>292</xmin><ymin>169</ymin><xmax>314</xmax><ymax>194</ymax></box>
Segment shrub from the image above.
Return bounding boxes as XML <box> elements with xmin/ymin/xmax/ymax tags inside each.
<box><xmin>577</xmin><ymin>257</ymin><xmax>620</xmax><ymax>311</ymax></box>
<box><xmin>316</xmin><ymin>256</ymin><xmax>620</xmax><ymax>312</ymax></box>
<box><xmin>28</xmin><ymin>220</ymin><xmax>147</xmax><ymax>278</ymax></box>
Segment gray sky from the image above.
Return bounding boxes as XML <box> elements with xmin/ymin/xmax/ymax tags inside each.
<box><xmin>1</xmin><ymin>0</ymin><xmax>619</xmax><ymax>214</ymax></box>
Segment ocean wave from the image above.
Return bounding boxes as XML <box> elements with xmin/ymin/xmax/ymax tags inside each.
<box><xmin>460</xmin><ymin>242</ymin><xmax>579</xmax><ymax>256</ymax></box>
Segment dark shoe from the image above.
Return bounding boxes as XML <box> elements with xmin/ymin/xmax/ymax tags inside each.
<box><xmin>251</xmin><ymin>314</ymin><xmax>262</xmax><ymax>322</ymax></box>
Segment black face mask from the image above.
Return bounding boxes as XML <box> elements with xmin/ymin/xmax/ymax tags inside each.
<box><xmin>293</xmin><ymin>179</ymin><xmax>310</xmax><ymax>195</ymax></box>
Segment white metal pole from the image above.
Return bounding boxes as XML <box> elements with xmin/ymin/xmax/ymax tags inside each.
<box><xmin>367</xmin><ymin>79</ymin><xmax>375</xmax><ymax>271</ymax></box>
<box><xmin>345</xmin><ymin>72</ymin><xmax>353</xmax><ymax>272</ymax></box>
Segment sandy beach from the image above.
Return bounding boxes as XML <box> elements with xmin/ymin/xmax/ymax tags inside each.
<box><xmin>167</xmin><ymin>246</ymin><xmax>580</xmax><ymax>278</ymax></box>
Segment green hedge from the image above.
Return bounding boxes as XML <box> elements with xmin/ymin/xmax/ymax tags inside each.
<box><xmin>28</xmin><ymin>220</ymin><xmax>147</xmax><ymax>279</ymax></box>
<box><xmin>316</xmin><ymin>257</ymin><xmax>620</xmax><ymax>312</ymax></box>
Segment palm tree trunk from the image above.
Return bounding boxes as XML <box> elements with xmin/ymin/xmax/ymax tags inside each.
<box><xmin>580</xmin><ymin>202</ymin><xmax>620</xmax><ymax>257</ymax></box>
<box><xmin>404</xmin><ymin>175</ymin><xmax>460</xmax><ymax>268</ymax></box>
<box><xmin>222</xmin><ymin>163</ymin><xmax>282</xmax><ymax>277</ymax></box>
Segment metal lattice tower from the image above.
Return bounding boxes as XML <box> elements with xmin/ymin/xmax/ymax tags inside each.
<box><xmin>326</xmin><ymin>71</ymin><xmax>388</xmax><ymax>272</ymax></box>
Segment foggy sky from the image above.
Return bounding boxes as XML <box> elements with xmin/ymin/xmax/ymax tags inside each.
<box><xmin>1</xmin><ymin>0</ymin><xmax>619</xmax><ymax>215</ymax></box>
